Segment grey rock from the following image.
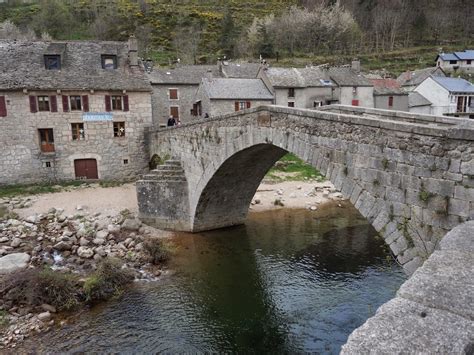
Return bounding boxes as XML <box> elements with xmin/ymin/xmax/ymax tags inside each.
<box><xmin>77</xmin><ymin>246</ymin><xmax>94</xmax><ymax>259</ymax></box>
<box><xmin>53</xmin><ymin>241</ymin><xmax>72</xmax><ymax>251</ymax></box>
<box><xmin>92</xmin><ymin>238</ymin><xmax>105</xmax><ymax>246</ymax></box>
<box><xmin>0</xmin><ymin>253</ymin><xmax>30</xmax><ymax>274</ymax></box>
<box><xmin>122</xmin><ymin>218</ymin><xmax>141</xmax><ymax>231</ymax></box>
<box><xmin>10</xmin><ymin>238</ymin><xmax>21</xmax><ymax>248</ymax></box>
<box><xmin>41</xmin><ymin>304</ymin><xmax>56</xmax><ymax>313</ymax></box>
<box><xmin>107</xmin><ymin>224</ymin><xmax>121</xmax><ymax>235</ymax></box>
<box><xmin>79</xmin><ymin>237</ymin><xmax>90</xmax><ymax>246</ymax></box>
<box><xmin>0</xmin><ymin>237</ymin><xmax>9</xmax><ymax>243</ymax></box>
<box><xmin>37</xmin><ymin>312</ymin><xmax>52</xmax><ymax>322</ymax></box>
<box><xmin>95</xmin><ymin>230</ymin><xmax>109</xmax><ymax>240</ymax></box>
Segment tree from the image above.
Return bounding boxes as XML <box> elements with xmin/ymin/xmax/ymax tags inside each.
<box><xmin>218</xmin><ymin>9</ymin><xmax>238</xmax><ymax>58</ymax></box>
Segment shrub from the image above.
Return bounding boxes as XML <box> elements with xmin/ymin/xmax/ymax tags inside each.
<box><xmin>83</xmin><ymin>258</ymin><xmax>134</xmax><ymax>303</ymax></box>
<box><xmin>1</xmin><ymin>268</ymin><xmax>80</xmax><ymax>311</ymax></box>
<box><xmin>143</xmin><ymin>237</ymin><xmax>171</xmax><ymax>265</ymax></box>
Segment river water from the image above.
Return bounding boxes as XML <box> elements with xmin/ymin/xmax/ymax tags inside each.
<box><xmin>22</xmin><ymin>202</ymin><xmax>406</xmax><ymax>354</ymax></box>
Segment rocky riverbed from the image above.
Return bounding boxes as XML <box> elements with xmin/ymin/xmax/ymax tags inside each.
<box><xmin>0</xmin><ymin>180</ymin><xmax>343</xmax><ymax>349</ymax></box>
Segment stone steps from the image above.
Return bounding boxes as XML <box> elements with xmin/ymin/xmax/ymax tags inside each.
<box><xmin>144</xmin><ymin>160</ymin><xmax>186</xmax><ymax>182</ymax></box>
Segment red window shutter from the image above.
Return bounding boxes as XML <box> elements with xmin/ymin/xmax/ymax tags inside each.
<box><xmin>50</xmin><ymin>95</ymin><xmax>58</xmax><ymax>112</ymax></box>
<box><xmin>351</xmin><ymin>99</ymin><xmax>359</xmax><ymax>106</ymax></box>
<box><xmin>62</xmin><ymin>95</ymin><xmax>69</xmax><ymax>112</ymax></box>
<box><xmin>235</xmin><ymin>101</ymin><xmax>239</xmax><ymax>111</ymax></box>
<box><xmin>123</xmin><ymin>95</ymin><xmax>129</xmax><ymax>111</ymax></box>
<box><xmin>82</xmin><ymin>95</ymin><xmax>89</xmax><ymax>112</ymax></box>
<box><xmin>0</xmin><ymin>96</ymin><xmax>6</xmax><ymax>117</ymax></box>
<box><xmin>388</xmin><ymin>96</ymin><xmax>394</xmax><ymax>107</ymax></box>
<box><xmin>29</xmin><ymin>96</ymin><xmax>37</xmax><ymax>113</ymax></box>
<box><xmin>246</xmin><ymin>101</ymin><xmax>251</xmax><ymax>109</ymax></box>
<box><xmin>105</xmin><ymin>95</ymin><xmax>111</xmax><ymax>112</ymax></box>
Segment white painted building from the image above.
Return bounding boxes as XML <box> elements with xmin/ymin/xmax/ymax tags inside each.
<box><xmin>436</xmin><ymin>50</ymin><xmax>474</xmax><ymax>74</ymax></box>
<box><xmin>414</xmin><ymin>76</ymin><xmax>474</xmax><ymax>118</ymax></box>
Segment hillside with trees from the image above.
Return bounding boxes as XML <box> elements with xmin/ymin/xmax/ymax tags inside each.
<box><xmin>0</xmin><ymin>0</ymin><xmax>472</xmax><ymax>74</ymax></box>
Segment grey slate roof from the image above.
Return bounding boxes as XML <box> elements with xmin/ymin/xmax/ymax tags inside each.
<box><xmin>263</xmin><ymin>67</ymin><xmax>335</xmax><ymax>88</ymax></box>
<box><xmin>147</xmin><ymin>65</ymin><xmax>219</xmax><ymax>85</ymax></box>
<box><xmin>328</xmin><ymin>67</ymin><xmax>372</xmax><ymax>87</ymax></box>
<box><xmin>431</xmin><ymin>76</ymin><xmax>474</xmax><ymax>93</ymax></box>
<box><xmin>220</xmin><ymin>62</ymin><xmax>261</xmax><ymax>79</ymax></box>
<box><xmin>0</xmin><ymin>40</ymin><xmax>151</xmax><ymax>91</ymax></box>
<box><xmin>201</xmin><ymin>78</ymin><xmax>273</xmax><ymax>100</ymax></box>
<box><xmin>397</xmin><ymin>67</ymin><xmax>445</xmax><ymax>87</ymax></box>
<box><xmin>408</xmin><ymin>92</ymin><xmax>431</xmax><ymax>108</ymax></box>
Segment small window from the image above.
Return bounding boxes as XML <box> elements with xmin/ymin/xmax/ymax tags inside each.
<box><xmin>288</xmin><ymin>88</ymin><xmax>295</xmax><ymax>98</ymax></box>
<box><xmin>169</xmin><ymin>89</ymin><xmax>178</xmax><ymax>100</ymax></box>
<box><xmin>71</xmin><ymin>123</ymin><xmax>85</xmax><ymax>140</ymax></box>
<box><xmin>239</xmin><ymin>101</ymin><xmax>246</xmax><ymax>110</ymax></box>
<box><xmin>38</xmin><ymin>96</ymin><xmax>50</xmax><ymax>111</ymax></box>
<box><xmin>467</xmin><ymin>60</ymin><xmax>472</xmax><ymax>65</ymax></box>
<box><xmin>288</xmin><ymin>102</ymin><xmax>295</xmax><ymax>107</ymax></box>
<box><xmin>449</xmin><ymin>60</ymin><xmax>457</xmax><ymax>65</ymax></box>
<box><xmin>352</xmin><ymin>86</ymin><xmax>357</xmax><ymax>95</ymax></box>
<box><xmin>102</xmin><ymin>55</ymin><xmax>117</xmax><ymax>69</ymax></box>
<box><xmin>44</xmin><ymin>161</ymin><xmax>52</xmax><ymax>168</ymax></box>
<box><xmin>313</xmin><ymin>101</ymin><xmax>322</xmax><ymax>108</ymax></box>
<box><xmin>113</xmin><ymin>122</ymin><xmax>125</xmax><ymax>137</ymax></box>
<box><xmin>388</xmin><ymin>96</ymin><xmax>394</xmax><ymax>107</ymax></box>
<box><xmin>70</xmin><ymin>96</ymin><xmax>82</xmax><ymax>111</ymax></box>
<box><xmin>111</xmin><ymin>96</ymin><xmax>122</xmax><ymax>110</ymax></box>
<box><xmin>38</xmin><ymin>128</ymin><xmax>55</xmax><ymax>153</ymax></box>
<box><xmin>123</xmin><ymin>159</ymin><xmax>129</xmax><ymax>165</ymax></box>
<box><xmin>44</xmin><ymin>55</ymin><xmax>61</xmax><ymax>70</ymax></box>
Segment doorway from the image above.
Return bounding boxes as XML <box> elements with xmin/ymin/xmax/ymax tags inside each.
<box><xmin>74</xmin><ymin>159</ymin><xmax>98</xmax><ymax>179</ymax></box>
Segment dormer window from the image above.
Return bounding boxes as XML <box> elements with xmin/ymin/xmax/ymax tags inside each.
<box><xmin>102</xmin><ymin>55</ymin><xmax>117</xmax><ymax>69</ymax></box>
<box><xmin>44</xmin><ymin>55</ymin><xmax>61</xmax><ymax>70</ymax></box>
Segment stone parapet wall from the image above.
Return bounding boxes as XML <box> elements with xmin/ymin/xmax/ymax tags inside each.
<box><xmin>341</xmin><ymin>221</ymin><xmax>474</xmax><ymax>354</ymax></box>
<box><xmin>145</xmin><ymin>105</ymin><xmax>473</xmax><ymax>273</ymax></box>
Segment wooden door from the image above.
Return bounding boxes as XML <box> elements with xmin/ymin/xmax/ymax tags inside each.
<box><xmin>74</xmin><ymin>159</ymin><xmax>98</xmax><ymax>179</ymax></box>
<box><xmin>170</xmin><ymin>106</ymin><xmax>179</xmax><ymax>119</ymax></box>
<box><xmin>457</xmin><ymin>96</ymin><xmax>465</xmax><ymax>112</ymax></box>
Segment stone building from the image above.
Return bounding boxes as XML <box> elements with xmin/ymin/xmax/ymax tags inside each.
<box><xmin>0</xmin><ymin>38</ymin><xmax>152</xmax><ymax>185</ymax></box>
<box><xmin>257</xmin><ymin>66</ymin><xmax>337</xmax><ymax>108</ymax></box>
<box><xmin>436</xmin><ymin>50</ymin><xmax>474</xmax><ymax>74</ymax></box>
<box><xmin>193</xmin><ymin>78</ymin><xmax>274</xmax><ymax>117</ymax></box>
<box><xmin>370</xmin><ymin>78</ymin><xmax>408</xmax><ymax>111</ymax></box>
<box><xmin>397</xmin><ymin>67</ymin><xmax>446</xmax><ymax>91</ymax></box>
<box><xmin>328</xmin><ymin>65</ymin><xmax>374</xmax><ymax>108</ymax></box>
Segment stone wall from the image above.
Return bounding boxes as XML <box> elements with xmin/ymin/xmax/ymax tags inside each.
<box><xmin>143</xmin><ymin>105</ymin><xmax>474</xmax><ymax>274</ymax></box>
<box><xmin>0</xmin><ymin>90</ymin><xmax>152</xmax><ymax>184</ymax></box>
<box><xmin>341</xmin><ymin>221</ymin><xmax>474</xmax><ymax>354</ymax></box>
<box><xmin>206</xmin><ymin>99</ymin><xmax>274</xmax><ymax>117</ymax></box>
<box><xmin>150</xmin><ymin>84</ymin><xmax>199</xmax><ymax>126</ymax></box>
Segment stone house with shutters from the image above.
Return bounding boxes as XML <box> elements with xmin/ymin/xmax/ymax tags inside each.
<box><xmin>369</xmin><ymin>78</ymin><xmax>409</xmax><ymax>111</ymax></box>
<box><xmin>327</xmin><ymin>65</ymin><xmax>374</xmax><ymax>108</ymax></box>
<box><xmin>0</xmin><ymin>38</ymin><xmax>152</xmax><ymax>185</ymax></box>
<box><xmin>192</xmin><ymin>78</ymin><xmax>274</xmax><ymax>118</ymax></box>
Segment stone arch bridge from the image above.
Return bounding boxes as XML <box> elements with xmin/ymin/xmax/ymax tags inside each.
<box><xmin>137</xmin><ymin>105</ymin><xmax>474</xmax><ymax>274</ymax></box>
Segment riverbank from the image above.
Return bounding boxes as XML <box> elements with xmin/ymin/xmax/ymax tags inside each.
<box><xmin>0</xmin><ymin>179</ymin><xmax>342</xmax><ymax>349</ymax></box>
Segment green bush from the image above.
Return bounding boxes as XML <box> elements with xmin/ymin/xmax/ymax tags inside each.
<box><xmin>83</xmin><ymin>258</ymin><xmax>134</xmax><ymax>303</ymax></box>
<box><xmin>143</xmin><ymin>237</ymin><xmax>171</xmax><ymax>265</ymax></box>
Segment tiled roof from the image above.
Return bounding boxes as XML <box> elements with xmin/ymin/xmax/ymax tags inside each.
<box><xmin>431</xmin><ymin>76</ymin><xmax>474</xmax><ymax>93</ymax></box>
<box><xmin>201</xmin><ymin>78</ymin><xmax>274</xmax><ymax>100</ymax></box>
<box><xmin>220</xmin><ymin>62</ymin><xmax>261</xmax><ymax>78</ymax></box>
<box><xmin>0</xmin><ymin>40</ymin><xmax>151</xmax><ymax>91</ymax></box>
<box><xmin>264</xmin><ymin>67</ymin><xmax>335</xmax><ymax>88</ymax></box>
<box><xmin>328</xmin><ymin>67</ymin><xmax>372</xmax><ymax>86</ymax></box>
<box><xmin>397</xmin><ymin>67</ymin><xmax>446</xmax><ymax>87</ymax></box>
<box><xmin>370</xmin><ymin>78</ymin><xmax>405</xmax><ymax>95</ymax></box>
<box><xmin>147</xmin><ymin>65</ymin><xmax>220</xmax><ymax>85</ymax></box>
<box><xmin>437</xmin><ymin>53</ymin><xmax>459</xmax><ymax>61</ymax></box>
<box><xmin>437</xmin><ymin>50</ymin><xmax>474</xmax><ymax>61</ymax></box>
<box><xmin>408</xmin><ymin>92</ymin><xmax>431</xmax><ymax>107</ymax></box>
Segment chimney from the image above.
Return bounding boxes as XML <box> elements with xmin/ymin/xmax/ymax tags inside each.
<box><xmin>351</xmin><ymin>60</ymin><xmax>361</xmax><ymax>74</ymax></box>
<box><xmin>128</xmin><ymin>35</ymin><xmax>138</xmax><ymax>66</ymax></box>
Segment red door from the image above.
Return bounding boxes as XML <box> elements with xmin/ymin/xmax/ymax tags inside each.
<box><xmin>74</xmin><ymin>159</ymin><xmax>98</xmax><ymax>179</ymax></box>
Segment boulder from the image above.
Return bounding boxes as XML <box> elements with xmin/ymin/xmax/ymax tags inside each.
<box><xmin>53</xmin><ymin>241</ymin><xmax>72</xmax><ymax>251</ymax></box>
<box><xmin>107</xmin><ymin>224</ymin><xmax>121</xmax><ymax>235</ymax></box>
<box><xmin>37</xmin><ymin>312</ymin><xmax>52</xmax><ymax>322</ymax></box>
<box><xmin>41</xmin><ymin>304</ymin><xmax>56</xmax><ymax>313</ymax></box>
<box><xmin>122</xmin><ymin>218</ymin><xmax>141</xmax><ymax>231</ymax></box>
<box><xmin>0</xmin><ymin>253</ymin><xmax>30</xmax><ymax>274</ymax></box>
<box><xmin>77</xmin><ymin>246</ymin><xmax>94</xmax><ymax>259</ymax></box>
<box><xmin>92</xmin><ymin>238</ymin><xmax>105</xmax><ymax>246</ymax></box>
<box><xmin>10</xmin><ymin>238</ymin><xmax>21</xmax><ymax>248</ymax></box>
<box><xmin>95</xmin><ymin>230</ymin><xmax>109</xmax><ymax>240</ymax></box>
<box><xmin>79</xmin><ymin>237</ymin><xmax>90</xmax><ymax>246</ymax></box>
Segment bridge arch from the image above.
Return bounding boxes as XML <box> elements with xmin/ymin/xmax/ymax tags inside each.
<box><xmin>138</xmin><ymin>105</ymin><xmax>474</xmax><ymax>274</ymax></box>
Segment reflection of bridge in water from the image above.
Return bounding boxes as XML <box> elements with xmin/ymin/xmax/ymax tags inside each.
<box><xmin>137</xmin><ymin>105</ymin><xmax>474</xmax><ymax>274</ymax></box>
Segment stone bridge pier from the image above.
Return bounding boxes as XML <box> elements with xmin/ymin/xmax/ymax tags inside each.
<box><xmin>137</xmin><ymin>105</ymin><xmax>474</xmax><ymax>274</ymax></box>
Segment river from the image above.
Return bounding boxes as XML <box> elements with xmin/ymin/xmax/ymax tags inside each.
<box><xmin>20</xmin><ymin>201</ymin><xmax>406</xmax><ymax>354</ymax></box>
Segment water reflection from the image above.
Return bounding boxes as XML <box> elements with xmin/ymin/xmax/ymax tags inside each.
<box><xmin>19</xmin><ymin>202</ymin><xmax>405</xmax><ymax>354</ymax></box>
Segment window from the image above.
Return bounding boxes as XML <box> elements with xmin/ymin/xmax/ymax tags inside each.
<box><xmin>113</xmin><ymin>122</ymin><xmax>125</xmax><ymax>137</ymax></box>
<box><xmin>123</xmin><ymin>159</ymin><xmax>129</xmax><ymax>165</ymax></box>
<box><xmin>467</xmin><ymin>60</ymin><xmax>472</xmax><ymax>65</ymax></box>
<box><xmin>351</xmin><ymin>99</ymin><xmax>359</xmax><ymax>106</ymax></box>
<box><xmin>44</xmin><ymin>55</ymin><xmax>61</xmax><ymax>70</ymax></box>
<box><xmin>388</xmin><ymin>96</ymin><xmax>394</xmax><ymax>107</ymax></box>
<box><xmin>288</xmin><ymin>88</ymin><xmax>295</xmax><ymax>98</ymax></box>
<box><xmin>313</xmin><ymin>101</ymin><xmax>322</xmax><ymax>108</ymax></box>
<box><xmin>111</xmin><ymin>96</ymin><xmax>122</xmax><ymax>110</ymax></box>
<box><xmin>288</xmin><ymin>102</ymin><xmax>295</xmax><ymax>107</ymax></box>
<box><xmin>71</xmin><ymin>123</ymin><xmax>85</xmax><ymax>140</ymax></box>
<box><xmin>449</xmin><ymin>60</ymin><xmax>457</xmax><ymax>65</ymax></box>
<box><xmin>352</xmin><ymin>86</ymin><xmax>357</xmax><ymax>95</ymax></box>
<box><xmin>38</xmin><ymin>128</ymin><xmax>55</xmax><ymax>153</ymax></box>
<box><xmin>234</xmin><ymin>101</ymin><xmax>250</xmax><ymax>111</ymax></box>
<box><xmin>70</xmin><ymin>96</ymin><xmax>82</xmax><ymax>111</ymax></box>
<box><xmin>169</xmin><ymin>89</ymin><xmax>178</xmax><ymax>100</ymax></box>
<box><xmin>38</xmin><ymin>96</ymin><xmax>50</xmax><ymax>111</ymax></box>
<box><xmin>0</xmin><ymin>96</ymin><xmax>6</xmax><ymax>117</ymax></box>
<box><xmin>170</xmin><ymin>106</ymin><xmax>179</xmax><ymax>119</ymax></box>
<box><xmin>43</xmin><ymin>161</ymin><xmax>52</xmax><ymax>168</ymax></box>
<box><xmin>102</xmin><ymin>55</ymin><xmax>117</xmax><ymax>69</ymax></box>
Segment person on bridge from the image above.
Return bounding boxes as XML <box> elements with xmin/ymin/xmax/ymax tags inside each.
<box><xmin>167</xmin><ymin>115</ymin><xmax>176</xmax><ymax>127</ymax></box>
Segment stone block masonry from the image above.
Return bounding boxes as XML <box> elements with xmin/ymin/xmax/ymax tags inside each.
<box><xmin>140</xmin><ymin>105</ymin><xmax>474</xmax><ymax>274</ymax></box>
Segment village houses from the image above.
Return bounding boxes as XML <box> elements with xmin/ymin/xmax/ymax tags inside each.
<box><xmin>369</xmin><ymin>78</ymin><xmax>408</xmax><ymax>112</ymax></box>
<box><xmin>397</xmin><ymin>67</ymin><xmax>446</xmax><ymax>91</ymax></box>
<box><xmin>436</xmin><ymin>50</ymin><xmax>474</xmax><ymax>74</ymax></box>
<box><xmin>0</xmin><ymin>37</ymin><xmax>152</xmax><ymax>185</ymax></box>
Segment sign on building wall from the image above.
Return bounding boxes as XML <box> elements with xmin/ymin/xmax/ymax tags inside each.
<box><xmin>82</xmin><ymin>113</ymin><xmax>113</xmax><ymax>122</ymax></box>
